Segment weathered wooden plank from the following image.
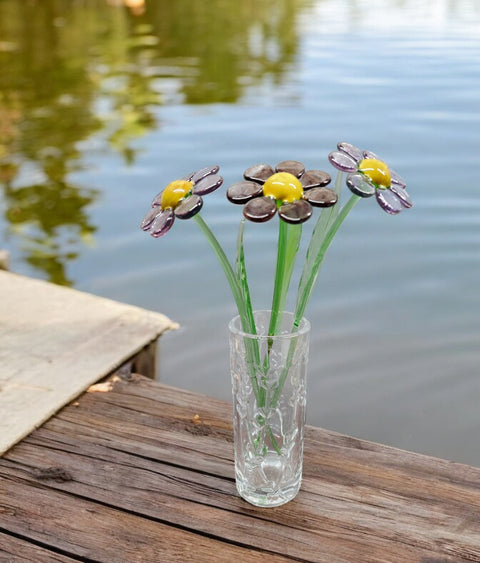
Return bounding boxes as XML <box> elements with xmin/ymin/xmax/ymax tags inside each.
<box><xmin>0</xmin><ymin>270</ymin><xmax>178</xmax><ymax>455</ymax></box>
<box><xmin>0</xmin><ymin>531</ymin><xmax>78</xmax><ymax>562</ymax></box>
<box><xmin>1</xmin><ymin>375</ymin><xmax>479</xmax><ymax>562</ymax></box>
<box><xmin>1</xmin><ymin>430</ymin><xmax>454</xmax><ymax>563</ymax></box>
<box><xmin>0</xmin><ymin>474</ymin><xmax>291</xmax><ymax>562</ymax></box>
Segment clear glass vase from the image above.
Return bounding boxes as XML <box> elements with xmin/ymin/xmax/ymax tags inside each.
<box><xmin>229</xmin><ymin>310</ymin><xmax>310</xmax><ymax>507</ymax></box>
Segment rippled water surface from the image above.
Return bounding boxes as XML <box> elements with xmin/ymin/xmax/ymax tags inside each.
<box><xmin>1</xmin><ymin>0</ymin><xmax>479</xmax><ymax>465</ymax></box>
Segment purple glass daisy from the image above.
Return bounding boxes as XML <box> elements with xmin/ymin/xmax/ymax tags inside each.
<box><xmin>140</xmin><ymin>165</ymin><xmax>223</xmax><ymax>237</ymax></box>
<box><xmin>226</xmin><ymin>160</ymin><xmax>337</xmax><ymax>224</ymax></box>
<box><xmin>328</xmin><ymin>142</ymin><xmax>413</xmax><ymax>215</ymax></box>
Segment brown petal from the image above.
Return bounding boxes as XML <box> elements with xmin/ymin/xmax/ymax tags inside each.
<box><xmin>244</xmin><ymin>163</ymin><xmax>275</xmax><ymax>183</ymax></box>
<box><xmin>278</xmin><ymin>200</ymin><xmax>312</xmax><ymax>224</ymax></box>
<box><xmin>226</xmin><ymin>180</ymin><xmax>263</xmax><ymax>204</ymax></box>
<box><xmin>300</xmin><ymin>170</ymin><xmax>331</xmax><ymax>189</ymax></box>
<box><xmin>304</xmin><ymin>187</ymin><xmax>338</xmax><ymax>207</ymax></box>
<box><xmin>275</xmin><ymin>160</ymin><xmax>305</xmax><ymax>178</ymax></box>
<box><xmin>243</xmin><ymin>196</ymin><xmax>277</xmax><ymax>222</ymax></box>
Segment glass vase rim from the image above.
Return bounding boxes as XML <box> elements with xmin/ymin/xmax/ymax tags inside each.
<box><xmin>229</xmin><ymin>309</ymin><xmax>310</xmax><ymax>340</ymax></box>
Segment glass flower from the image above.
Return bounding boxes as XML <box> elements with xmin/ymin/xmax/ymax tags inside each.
<box><xmin>328</xmin><ymin>142</ymin><xmax>413</xmax><ymax>215</ymax></box>
<box><xmin>140</xmin><ymin>165</ymin><xmax>223</xmax><ymax>237</ymax></box>
<box><xmin>226</xmin><ymin>160</ymin><xmax>337</xmax><ymax>224</ymax></box>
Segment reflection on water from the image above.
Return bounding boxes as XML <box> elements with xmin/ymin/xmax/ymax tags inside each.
<box><xmin>0</xmin><ymin>0</ymin><xmax>306</xmax><ymax>283</ymax></box>
<box><xmin>1</xmin><ymin>0</ymin><xmax>480</xmax><ymax>466</ymax></box>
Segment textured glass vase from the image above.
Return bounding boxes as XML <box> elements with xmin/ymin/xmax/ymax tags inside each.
<box><xmin>229</xmin><ymin>310</ymin><xmax>310</xmax><ymax>507</ymax></box>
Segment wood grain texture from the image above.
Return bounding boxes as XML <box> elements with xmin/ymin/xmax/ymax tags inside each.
<box><xmin>0</xmin><ymin>532</ymin><xmax>78</xmax><ymax>562</ymax></box>
<box><xmin>0</xmin><ymin>375</ymin><xmax>479</xmax><ymax>562</ymax></box>
<box><xmin>0</xmin><ymin>271</ymin><xmax>177</xmax><ymax>455</ymax></box>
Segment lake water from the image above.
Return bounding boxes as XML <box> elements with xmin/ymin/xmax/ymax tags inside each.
<box><xmin>1</xmin><ymin>0</ymin><xmax>479</xmax><ymax>466</ymax></box>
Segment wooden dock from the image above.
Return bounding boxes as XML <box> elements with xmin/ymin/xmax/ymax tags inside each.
<box><xmin>1</xmin><ymin>373</ymin><xmax>479</xmax><ymax>562</ymax></box>
<box><xmin>0</xmin><ymin>270</ymin><xmax>177</xmax><ymax>455</ymax></box>
<box><xmin>1</xmin><ymin>271</ymin><xmax>479</xmax><ymax>561</ymax></box>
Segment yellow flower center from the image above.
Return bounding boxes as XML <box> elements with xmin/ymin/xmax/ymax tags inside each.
<box><xmin>160</xmin><ymin>179</ymin><xmax>193</xmax><ymax>210</ymax></box>
<box><xmin>262</xmin><ymin>172</ymin><xmax>303</xmax><ymax>203</ymax></box>
<box><xmin>358</xmin><ymin>158</ymin><xmax>391</xmax><ymax>188</ymax></box>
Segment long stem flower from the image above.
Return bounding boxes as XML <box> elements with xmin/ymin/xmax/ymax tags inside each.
<box><xmin>141</xmin><ymin>150</ymin><xmax>412</xmax><ymax>411</ymax></box>
<box><xmin>141</xmin><ymin>150</ymin><xmax>413</xmax><ymax>465</ymax></box>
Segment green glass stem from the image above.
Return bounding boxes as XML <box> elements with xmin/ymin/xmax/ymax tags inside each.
<box><xmin>268</xmin><ymin>219</ymin><xmax>302</xmax><ymax>337</ymax></box>
<box><xmin>269</xmin><ymin>333</ymin><xmax>298</xmax><ymax>409</ymax></box>
<box><xmin>293</xmin><ymin>192</ymin><xmax>360</xmax><ymax>328</ymax></box>
<box><xmin>294</xmin><ymin>171</ymin><xmax>343</xmax><ymax>329</ymax></box>
<box><xmin>270</xmin><ymin>190</ymin><xmax>361</xmax><ymax>410</ymax></box>
<box><xmin>253</xmin><ymin>417</ymin><xmax>282</xmax><ymax>456</ymax></box>
<box><xmin>261</xmin><ymin>219</ymin><xmax>302</xmax><ymax>403</ymax></box>
<box><xmin>193</xmin><ymin>214</ymin><xmax>261</xmax><ymax>403</ymax></box>
<box><xmin>235</xmin><ymin>218</ymin><xmax>255</xmax><ymax>334</ymax></box>
<box><xmin>193</xmin><ymin>213</ymin><xmax>253</xmax><ymax>332</ymax></box>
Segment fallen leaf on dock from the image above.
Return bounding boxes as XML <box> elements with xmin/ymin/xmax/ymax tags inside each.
<box><xmin>87</xmin><ymin>381</ymin><xmax>114</xmax><ymax>393</ymax></box>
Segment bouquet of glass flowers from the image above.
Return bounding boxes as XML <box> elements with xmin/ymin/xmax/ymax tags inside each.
<box><xmin>140</xmin><ymin>141</ymin><xmax>413</xmax><ymax>507</ymax></box>
<box><xmin>141</xmin><ymin>141</ymin><xmax>412</xmax><ymax>338</ymax></box>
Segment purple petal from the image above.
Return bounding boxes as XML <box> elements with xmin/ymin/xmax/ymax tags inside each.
<box><xmin>390</xmin><ymin>184</ymin><xmax>413</xmax><ymax>208</ymax></box>
<box><xmin>300</xmin><ymin>170</ymin><xmax>331</xmax><ymax>189</ymax></box>
<box><xmin>304</xmin><ymin>187</ymin><xmax>338</xmax><ymax>207</ymax></box>
<box><xmin>363</xmin><ymin>150</ymin><xmax>382</xmax><ymax>160</ymax></box>
<box><xmin>390</xmin><ymin>168</ymin><xmax>407</xmax><ymax>188</ymax></box>
<box><xmin>243</xmin><ymin>196</ymin><xmax>277</xmax><ymax>223</ymax></box>
<box><xmin>278</xmin><ymin>200</ymin><xmax>312</xmax><ymax>224</ymax></box>
<box><xmin>346</xmin><ymin>173</ymin><xmax>375</xmax><ymax>197</ymax></box>
<box><xmin>337</xmin><ymin>142</ymin><xmax>363</xmax><ymax>162</ymax></box>
<box><xmin>193</xmin><ymin>173</ymin><xmax>223</xmax><ymax>196</ymax></box>
<box><xmin>328</xmin><ymin>151</ymin><xmax>357</xmax><ymax>172</ymax></box>
<box><xmin>140</xmin><ymin>206</ymin><xmax>162</xmax><ymax>231</ymax></box>
<box><xmin>244</xmin><ymin>163</ymin><xmax>275</xmax><ymax>183</ymax></box>
<box><xmin>375</xmin><ymin>189</ymin><xmax>403</xmax><ymax>215</ymax></box>
<box><xmin>151</xmin><ymin>191</ymin><xmax>163</xmax><ymax>206</ymax></box>
<box><xmin>175</xmin><ymin>194</ymin><xmax>203</xmax><ymax>219</ymax></box>
<box><xmin>190</xmin><ymin>165</ymin><xmax>220</xmax><ymax>183</ymax></box>
<box><xmin>150</xmin><ymin>208</ymin><xmax>175</xmax><ymax>237</ymax></box>
<box><xmin>226</xmin><ymin>180</ymin><xmax>263</xmax><ymax>204</ymax></box>
<box><xmin>275</xmin><ymin>160</ymin><xmax>305</xmax><ymax>178</ymax></box>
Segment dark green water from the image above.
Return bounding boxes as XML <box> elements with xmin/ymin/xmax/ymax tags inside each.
<box><xmin>1</xmin><ymin>0</ymin><xmax>479</xmax><ymax>466</ymax></box>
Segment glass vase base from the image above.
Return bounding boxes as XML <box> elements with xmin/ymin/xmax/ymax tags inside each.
<box><xmin>235</xmin><ymin>461</ymin><xmax>302</xmax><ymax>507</ymax></box>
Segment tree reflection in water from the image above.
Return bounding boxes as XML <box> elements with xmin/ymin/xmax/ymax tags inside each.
<box><xmin>0</xmin><ymin>0</ymin><xmax>307</xmax><ymax>285</ymax></box>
